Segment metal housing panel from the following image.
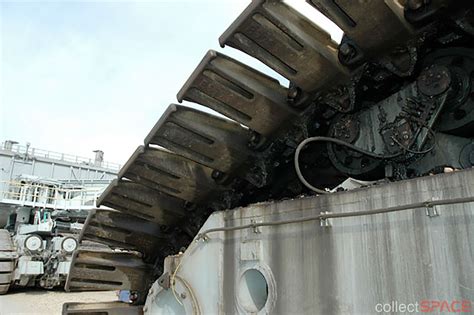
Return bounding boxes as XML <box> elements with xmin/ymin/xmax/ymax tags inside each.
<box><xmin>145</xmin><ymin>169</ymin><xmax>474</xmax><ymax>314</ymax></box>
<box><xmin>219</xmin><ymin>0</ymin><xmax>345</xmax><ymax>92</ymax></box>
<box><xmin>119</xmin><ymin>146</ymin><xmax>220</xmax><ymax>204</ymax></box>
<box><xmin>177</xmin><ymin>50</ymin><xmax>296</xmax><ymax>137</ymax></box>
<box><xmin>144</xmin><ymin>104</ymin><xmax>253</xmax><ymax>174</ymax></box>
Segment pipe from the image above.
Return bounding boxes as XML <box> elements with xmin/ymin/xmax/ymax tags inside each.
<box><xmin>294</xmin><ymin>136</ymin><xmax>402</xmax><ymax>194</ymax></box>
<box><xmin>196</xmin><ymin>196</ymin><xmax>474</xmax><ymax>240</ymax></box>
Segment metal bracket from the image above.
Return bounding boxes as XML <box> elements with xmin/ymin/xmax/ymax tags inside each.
<box><xmin>320</xmin><ymin>211</ymin><xmax>332</xmax><ymax>227</ymax></box>
<box><xmin>251</xmin><ymin>219</ymin><xmax>261</xmax><ymax>234</ymax></box>
<box><xmin>158</xmin><ymin>272</ymin><xmax>171</xmax><ymax>290</ymax></box>
<box><xmin>425</xmin><ymin>205</ymin><xmax>439</xmax><ymax>218</ymax></box>
<box><xmin>195</xmin><ymin>233</ymin><xmax>209</xmax><ymax>242</ymax></box>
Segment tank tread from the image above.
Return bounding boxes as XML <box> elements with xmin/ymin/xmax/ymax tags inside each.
<box><xmin>0</xmin><ymin>230</ymin><xmax>15</xmax><ymax>295</ymax></box>
<box><xmin>65</xmin><ymin>249</ymin><xmax>153</xmax><ymax>293</ymax></box>
<box><xmin>67</xmin><ymin>0</ymin><xmax>473</xmax><ymax>302</ymax></box>
<box><xmin>62</xmin><ymin>302</ymin><xmax>143</xmax><ymax>315</ymax></box>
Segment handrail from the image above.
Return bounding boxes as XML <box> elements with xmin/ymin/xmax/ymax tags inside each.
<box><xmin>0</xmin><ymin>180</ymin><xmax>105</xmax><ymax>210</ymax></box>
<box><xmin>0</xmin><ymin>142</ymin><xmax>121</xmax><ymax>171</ymax></box>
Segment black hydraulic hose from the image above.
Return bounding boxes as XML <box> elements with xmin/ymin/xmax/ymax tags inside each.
<box><xmin>294</xmin><ymin>137</ymin><xmax>403</xmax><ymax>194</ymax></box>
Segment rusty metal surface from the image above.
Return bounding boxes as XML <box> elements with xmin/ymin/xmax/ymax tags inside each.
<box><xmin>219</xmin><ymin>0</ymin><xmax>346</xmax><ymax>92</ymax></box>
<box><xmin>97</xmin><ymin>179</ymin><xmax>186</xmax><ymax>226</ymax></box>
<box><xmin>144</xmin><ymin>104</ymin><xmax>253</xmax><ymax>174</ymax></box>
<box><xmin>177</xmin><ymin>50</ymin><xmax>297</xmax><ymax>137</ymax></box>
<box><xmin>80</xmin><ymin>209</ymin><xmax>169</xmax><ymax>260</ymax></box>
<box><xmin>62</xmin><ymin>302</ymin><xmax>143</xmax><ymax>315</ymax></box>
<box><xmin>118</xmin><ymin>146</ymin><xmax>220</xmax><ymax>204</ymax></box>
<box><xmin>307</xmin><ymin>0</ymin><xmax>410</xmax><ymax>58</ymax></box>
<box><xmin>66</xmin><ymin>249</ymin><xmax>152</xmax><ymax>292</ymax></box>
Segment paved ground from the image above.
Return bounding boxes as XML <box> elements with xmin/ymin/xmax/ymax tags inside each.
<box><xmin>0</xmin><ymin>288</ymin><xmax>117</xmax><ymax>315</ymax></box>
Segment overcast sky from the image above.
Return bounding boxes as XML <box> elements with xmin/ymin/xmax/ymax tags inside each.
<box><xmin>0</xmin><ymin>0</ymin><xmax>341</xmax><ymax>166</ymax></box>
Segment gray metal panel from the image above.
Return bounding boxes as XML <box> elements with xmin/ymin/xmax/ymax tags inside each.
<box><xmin>219</xmin><ymin>0</ymin><xmax>345</xmax><ymax>92</ymax></box>
<box><xmin>119</xmin><ymin>146</ymin><xmax>220</xmax><ymax>204</ymax></box>
<box><xmin>66</xmin><ymin>249</ymin><xmax>152</xmax><ymax>292</ymax></box>
<box><xmin>97</xmin><ymin>179</ymin><xmax>185</xmax><ymax>226</ymax></box>
<box><xmin>230</xmin><ymin>170</ymin><xmax>474</xmax><ymax>314</ymax></box>
<box><xmin>177</xmin><ymin>50</ymin><xmax>296</xmax><ymax>137</ymax></box>
<box><xmin>307</xmin><ymin>0</ymin><xmax>410</xmax><ymax>57</ymax></box>
<box><xmin>147</xmin><ymin>169</ymin><xmax>474</xmax><ymax>314</ymax></box>
<box><xmin>80</xmin><ymin>209</ymin><xmax>168</xmax><ymax>260</ymax></box>
<box><xmin>144</xmin><ymin>104</ymin><xmax>253</xmax><ymax>174</ymax></box>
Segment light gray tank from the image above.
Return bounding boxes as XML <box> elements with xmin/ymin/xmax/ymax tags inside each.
<box><xmin>142</xmin><ymin>168</ymin><xmax>474</xmax><ymax>314</ymax></box>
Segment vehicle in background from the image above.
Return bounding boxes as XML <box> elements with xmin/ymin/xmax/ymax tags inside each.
<box><xmin>0</xmin><ymin>142</ymin><xmax>118</xmax><ymax>294</ymax></box>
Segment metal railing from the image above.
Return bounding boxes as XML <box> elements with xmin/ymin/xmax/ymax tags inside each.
<box><xmin>1</xmin><ymin>142</ymin><xmax>121</xmax><ymax>171</ymax></box>
<box><xmin>0</xmin><ymin>180</ymin><xmax>105</xmax><ymax>211</ymax></box>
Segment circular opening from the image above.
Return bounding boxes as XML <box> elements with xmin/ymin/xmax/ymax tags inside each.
<box><xmin>238</xmin><ymin>269</ymin><xmax>268</xmax><ymax>313</ymax></box>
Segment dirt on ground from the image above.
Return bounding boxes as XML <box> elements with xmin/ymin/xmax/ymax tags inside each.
<box><xmin>0</xmin><ymin>288</ymin><xmax>117</xmax><ymax>315</ymax></box>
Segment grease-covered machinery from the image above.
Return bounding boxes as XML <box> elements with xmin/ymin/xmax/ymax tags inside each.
<box><xmin>62</xmin><ymin>1</ymin><xmax>474</xmax><ymax>314</ymax></box>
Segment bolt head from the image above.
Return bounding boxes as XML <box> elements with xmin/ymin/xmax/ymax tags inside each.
<box><xmin>417</xmin><ymin>65</ymin><xmax>451</xmax><ymax>96</ymax></box>
<box><xmin>407</xmin><ymin>0</ymin><xmax>428</xmax><ymax>10</ymax></box>
<box><xmin>339</xmin><ymin>42</ymin><xmax>354</xmax><ymax>56</ymax></box>
<box><xmin>211</xmin><ymin>170</ymin><xmax>222</xmax><ymax>180</ymax></box>
<box><xmin>288</xmin><ymin>87</ymin><xmax>299</xmax><ymax>99</ymax></box>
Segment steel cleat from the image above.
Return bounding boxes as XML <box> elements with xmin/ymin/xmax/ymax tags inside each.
<box><xmin>97</xmin><ymin>178</ymin><xmax>186</xmax><ymax>225</ymax></box>
<box><xmin>177</xmin><ymin>50</ymin><xmax>297</xmax><ymax>137</ymax></box>
<box><xmin>65</xmin><ymin>249</ymin><xmax>152</xmax><ymax>292</ymax></box>
<box><xmin>144</xmin><ymin>104</ymin><xmax>254</xmax><ymax>177</ymax></box>
<box><xmin>80</xmin><ymin>209</ymin><xmax>172</xmax><ymax>261</ymax></box>
<box><xmin>220</xmin><ymin>0</ymin><xmax>346</xmax><ymax>93</ymax></box>
<box><xmin>119</xmin><ymin>146</ymin><xmax>221</xmax><ymax>204</ymax></box>
<box><xmin>307</xmin><ymin>0</ymin><xmax>412</xmax><ymax>63</ymax></box>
